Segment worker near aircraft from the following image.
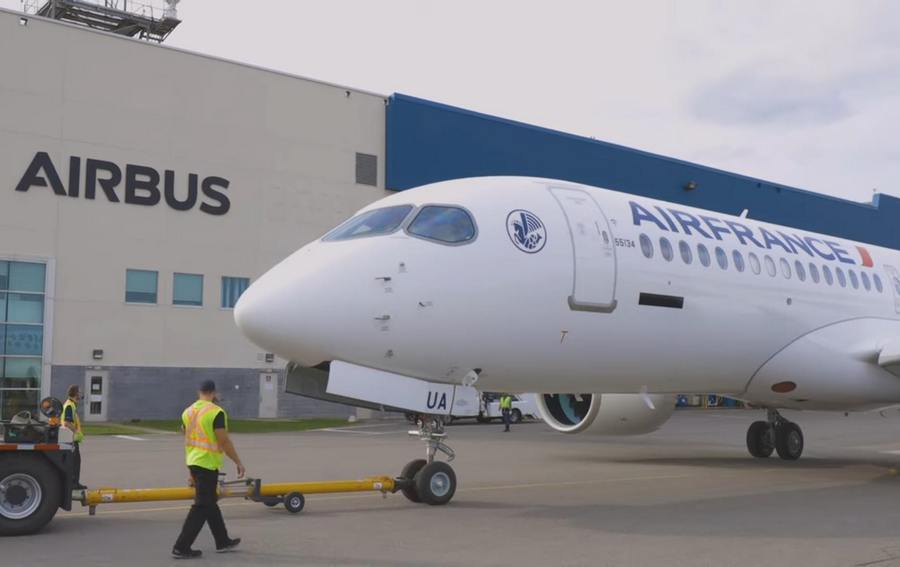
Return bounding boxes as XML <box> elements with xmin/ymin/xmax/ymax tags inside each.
<box><xmin>172</xmin><ymin>380</ymin><xmax>245</xmax><ymax>559</ymax></box>
<box><xmin>61</xmin><ymin>385</ymin><xmax>86</xmax><ymax>490</ymax></box>
<box><xmin>500</xmin><ymin>394</ymin><xmax>513</xmax><ymax>432</ymax></box>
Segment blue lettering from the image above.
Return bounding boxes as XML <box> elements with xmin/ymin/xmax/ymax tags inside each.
<box><xmin>630</xmin><ymin>202</ymin><xmax>668</xmax><ymax>231</ymax></box>
<box><xmin>426</xmin><ymin>391</ymin><xmax>448</xmax><ymax>411</ymax></box>
<box><xmin>669</xmin><ymin>210</ymin><xmax>712</xmax><ymax>238</ymax></box>
<box><xmin>700</xmin><ymin>216</ymin><xmax>732</xmax><ymax>241</ymax></box>
<box><xmin>778</xmin><ymin>232</ymin><xmax>814</xmax><ymax>257</ymax></box>
<box><xmin>804</xmin><ymin>237</ymin><xmax>835</xmax><ymax>261</ymax></box>
<box><xmin>825</xmin><ymin>240</ymin><xmax>855</xmax><ymax>265</ymax></box>
<box><xmin>725</xmin><ymin>220</ymin><xmax>764</xmax><ymax>248</ymax></box>
<box><xmin>654</xmin><ymin>206</ymin><xmax>679</xmax><ymax>232</ymax></box>
<box><xmin>759</xmin><ymin>228</ymin><xmax>792</xmax><ymax>253</ymax></box>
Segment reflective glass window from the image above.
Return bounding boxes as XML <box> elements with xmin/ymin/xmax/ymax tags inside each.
<box><xmin>407</xmin><ymin>206</ymin><xmax>476</xmax><ymax>244</ymax></box>
<box><xmin>849</xmin><ymin>270</ymin><xmax>859</xmax><ymax>290</ymax></box>
<box><xmin>836</xmin><ymin>267</ymin><xmax>847</xmax><ymax>288</ymax></box>
<box><xmin>0</xmin><ymin>261</ymin><xmax>8</xmax><ymax>290</ymax></box>
<box><xmin>698</xmin><ymin>244</ymin><xmax>711</xmax><ymax>267</ymax></box>
<box><xmin>765</xmin><ymin>256</ymin><xmax>776</xmax><ymax>277</ymax></box>
<box><xmin>3</xmin><ymin>325</ymin><xmax>42</xmax><ymax>356</ymax></box>
<box><xmin>5</xmin><ymin>293</ymin><xmax>44</xmax><ymax>323</ymax></box>
<box><xmin>126</xmin><ymin>269</ymin><xmax>158</xmax><ymax>304</ymax></box>
<box><xmin>324</xmin><ymin>205</ymin><xmax>414</xmax><ymax>241</ymax></box>
<box><xmin>861</xmin><ymin>272</ymin><xmax>871</xmax><ymax>291</ymax></box>
<box><xmin>640</xmin><ymin>234</ymin><xmax>654</xmax><ymax>259</ymax></box>
<box><xmin>2</xmin><ymin>357</ymin><xmax>42</xmax><ymax>381</ymax></box>
<box><xmin>679</xmin><ymin>241</ymin><xmax>693</xmax><ymax>264</ymax></box>
<box><xmin>0</xmin><ymin>389</ymin><xmax>39</xmax><ymax>420</ymax></box>
<box><xmin>173</xmin><ymin>273</ymin><xmax>203</xmax><ymax>306</ymax></box>
<box><xmin>795</xmin><ymin>261</ymin><xmax>806</xmax><ymax>282</ymax></box>
<box><xmin>660</xmin><ymin>238</ymin><xmax>674</xmax><ymax>262</ymax></box>
<box><xmin>732</xmin><ymin>250</ymin><xmax>745</xmax><ymax>273</ymax></box>
<box><xmin>874</xmin><ymin>274</ymin><xmax>884</xmax><ymax>293</ymax></box>
<box><xmin>809</xmin><ymin>263</ymin><xmax>820</xmax><ymax>284</ymax></box>
<box><xmin>221</xmin><ymin>277</ymin><xmax>250</xmax><ymax>309</ymax></box>
<box><xmin>8</xmin><ymin>262</ymin><xmax>45</xmax><ymax>293</ymax></box>
<box><xmin>715</xmin><ymin>247</ymin><xmax>728</xmax><ymax>270</ymax></box>
<box><xmin>780</xmin><ymin>258</ymin><xmax>792</xmax><ymax>279</ymax></box>
<box><xmin>749</xmin><ymin>253</ymin><xmax>761</xmax><ymax>275</ymax></box>
<box><xmin>823</xmin><ymin>265</ymin><xmax>834</xmax><ymax>286</ymax></box>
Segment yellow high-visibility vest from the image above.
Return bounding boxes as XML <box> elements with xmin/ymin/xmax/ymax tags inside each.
<box><xmin>62</xmin><ymin>398</ymin><xmax>84</xmax><ymax>443</ymax></box>
<box><xmin>182</xmin><ymin>400</ymin><xmax>226</xmax><ymax>471</ymax></box>
<box><xmin>499</xmin><ymin>396</ymin><xmax>512</xmax><ymax>410</ymax></box>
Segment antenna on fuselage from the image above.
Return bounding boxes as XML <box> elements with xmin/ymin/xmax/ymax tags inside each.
<box><xmin>739</xmin><ymin>209</ymin><xmax>750</xmax><ymax>218</ymax></box>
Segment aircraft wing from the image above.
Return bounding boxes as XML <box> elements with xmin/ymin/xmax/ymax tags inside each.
<box><xmin>879</xmin><ymin>340</ymin><xmax>900</xmax><ymax>378</ymax></box>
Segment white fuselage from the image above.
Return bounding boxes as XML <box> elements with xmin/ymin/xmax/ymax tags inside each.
<box><xmin>235</xmin><ymin>177</ymin><xmax>900</xmax><ymax>412</ymax></box>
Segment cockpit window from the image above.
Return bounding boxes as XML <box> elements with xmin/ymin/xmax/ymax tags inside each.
<box><xmin>407</xmin><ymin>206</ymin><xmax>477</xmax><ymax>244</ymax></box>
<box><xmin>323</xmin><ymin>205</ymin><xmax>414</xmax><ymax>241</ymax></box>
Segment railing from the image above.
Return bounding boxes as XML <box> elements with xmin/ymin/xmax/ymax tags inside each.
<box><xmin>22</xmin><ymin>0</ymin><xmax>179</xmax><ymax>20</ymax></box>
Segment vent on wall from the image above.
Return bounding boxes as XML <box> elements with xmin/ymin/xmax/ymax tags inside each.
<box><xmin>356</xmin><ymin>153</ymin><xmax>378</xmax><ymax>186</ymax></box>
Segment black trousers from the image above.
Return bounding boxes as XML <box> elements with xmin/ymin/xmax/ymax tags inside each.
<box><xmin>174</xmin><ymin>466</ymin><xmax>230</xmax><ymax>551</ymax></box>
<box><xmin>502</xmin><ymin>408</ymin><xmax>511</xmax><ymax>430</ymax></box>
<box><xmin>72</xmin><ymin>442</ymin><xmax>81</xmax><ymax>486</ymax></box>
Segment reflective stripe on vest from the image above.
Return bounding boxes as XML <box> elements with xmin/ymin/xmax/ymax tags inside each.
<box><xmin>184</xmin><ymin>402</ymin><xmax>222</xmax><ymax>453</ymax></box>
<box><xmin>182</xmin><ymin>400</ymin><xmax>225</xmax><ymax>470</ymax></box>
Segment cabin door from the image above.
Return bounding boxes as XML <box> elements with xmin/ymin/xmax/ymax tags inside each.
<box><xmin>549</xmin><ymin>187</ymin><xmax>617</xmax><ymax>313</ymax></box>
<box><xmin>885</xmin><ymin>265</ymin><xmax>900</xmax><ymax>314</ymax></box>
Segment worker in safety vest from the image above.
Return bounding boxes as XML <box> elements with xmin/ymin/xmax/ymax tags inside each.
<box><xmin>172</xmin><ymin>380</ymin><xmax>244</xmax><ymax>559</ymax></box>
<box><xmin>500</xmin><ymin>394</ymin><xmax>513</xmax><ymax>432</ymax></box>
<box><xmin>62</xmin><ymin>385</ymin><xmax>86</xmax><ymax>490</ymax></box>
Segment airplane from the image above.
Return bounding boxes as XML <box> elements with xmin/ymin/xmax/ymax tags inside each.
<box><xmin>234</xmin><ymin>176</ymin><xmax>900</xmax><ymax>505</ymax></box>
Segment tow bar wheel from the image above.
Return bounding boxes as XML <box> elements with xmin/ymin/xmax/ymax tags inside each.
<box><xmin>284</xmin><ymin>492</ymin><xmax>305</xmax><ymax>514</ymax></box>
<box><xmin>0</xmin><ymin>454</ymin><xmax>62</xmax><ymax>536</ymax></box>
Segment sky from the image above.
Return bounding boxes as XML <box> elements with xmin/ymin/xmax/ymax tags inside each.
<box><xmin>4</xmin><ymin>0</ymin><xmax>900</xmax><ymax>204</ymax></box>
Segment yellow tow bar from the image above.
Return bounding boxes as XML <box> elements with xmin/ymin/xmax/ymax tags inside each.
<box><xmin>76</xmin><ymin>476</ymin><xmax>400</xmax><ymax>515</ymax></box>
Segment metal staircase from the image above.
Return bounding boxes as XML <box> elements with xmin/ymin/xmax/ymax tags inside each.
<box><xmin>29</xmin><ymin>0</ymin><xmax>181</xmax><ymax>43</ymax></box>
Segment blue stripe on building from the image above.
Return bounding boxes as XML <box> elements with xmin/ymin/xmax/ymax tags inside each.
<box><xmin>386</xmin><ymin>94</ymin><xmax>900</xmax><ymax>250</ymax></box>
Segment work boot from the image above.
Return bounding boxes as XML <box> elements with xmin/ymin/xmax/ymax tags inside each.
<box><xmin>217</xmin><ymin>538</ymin><xmax>241</xmax><ymax>553</ymax></box>
<box><xmin>171</xmin><ymin>548</ymin><xmax>202</xmax><ymax>559</ymax></box>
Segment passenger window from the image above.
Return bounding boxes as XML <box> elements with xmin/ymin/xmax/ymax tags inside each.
<box><xmin>809</xmin><ymin>263</ymin><xmax>820</xmax><ymax>284</ymax></box>
<box><xmin>794</xmin><ymin>261</ymin><xmax>806</xmax><ymax>282</ymax></box>
<box><xmin>660</xmin><ymin>238</ymin><xmax>674</xmax><ymax>262</ymax></box>
<box><xmin>640</xmin><ymin>234</ymin><xmax>654</xmax><ymax>259</ymax></box>
<box><xmin>715</xmin><ymin>247</ymin><xmax>728</xmax><ymax>270</ymax></box>
<box><xmin>823</xmin><ymin>265</ymin><xmax>834</xmax><ymax>286</ymax></box>
<box><xmin>732</xmin><ymin>250</ymin><xmax>745</xmax><ymax>273</ymax></box>
<box><xmin>697</xmin><ymin>244</ymin><xmax>711</xmax><ymax>267</ymax></box>
<box><xmin>780</xmin><ymin>258</ymin><xmax>792</xmax><ymax>279</ymax></box>
<box><xmin>324</xmin><ymin>205</ymin><xmax>414</xmax><ymax>241</ymax></box>
<box><xmin>407</xmin><ymin>206</ymin><xmax>477</xmax><ymax>244</ymax></box>
<box><xmin>679</xmin><ymin>240</ymin><xmax>693</xmax><ymax>264</ymax></box>
<box><xmin>861</xmin><ymin>272</ymin><xmax>871</xmax><ymax>291</ymax></box>
<box><xmin>874</xmin><ymin>274</ymin><xmax>884</xmax><ymax>293</ymax></box>
<box><xmin>836</xmin><ymin>267</ymin><xmax>847</xmax><ymax>288</ymax></box>
<box><xmin>749</xmin><ymin>253</ymin><xmax>761</xmax><ymax>275</ymax></box>
<box><xmin>765</xmin><ymin>255</ymin><xmax>777</xmax><ymax>277</ymax></box>
<box><xmin>849</xmin><ymin>270</ymin><xmax>859</xmax><ymax>290</ymax></box>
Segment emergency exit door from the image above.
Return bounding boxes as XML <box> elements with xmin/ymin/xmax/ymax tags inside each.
<box><xmin>259</xmin><ymin>373</ymin><xmax>278</xmax><ymax>418</ymax></box>
<box><xmin>885</xmin><ymin>266</ymin><xmax>900</xmax><ymax>314</ymax></box>
<box><xmin>550</xmin><ymin>187</ymin><xmax>618</xmax><ymax>313</ymax></box>
<box><xmin>84</xmin><ymin>370</ymin><xmax>108</xmax><ymax>422</ymax></box>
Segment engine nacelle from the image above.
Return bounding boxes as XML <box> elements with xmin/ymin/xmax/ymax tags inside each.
<box><xmin>536</xmin><ymin>393</ymin><xmax>676</xmax><ymax>435</ymax></box>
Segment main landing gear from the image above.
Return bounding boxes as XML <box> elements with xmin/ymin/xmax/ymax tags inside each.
<box><xmin>746</xmin><ymin>409</ymin><xmax>804</xmax><ymax>461</ymax></box>
<box><xmin>397</xmin><ymin>415</ymin><xmax>457</xmax><ymax>506</ymax></box>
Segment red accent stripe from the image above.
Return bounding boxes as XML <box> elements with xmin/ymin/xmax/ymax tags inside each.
<box><xmin>857</xmin><ymin>246</ymin><xmax>874</xmax><ymax>268</ymax></box>
<box><xmin>0</xmin><ymin>444</ymin><xmax>60</xmax><ymax>452</ymax></box>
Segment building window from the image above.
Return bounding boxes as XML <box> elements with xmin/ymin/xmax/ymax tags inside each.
<box><xmin>355</xmin><ymin>153</ymin><xmax>378</xmax><ymax>186</ymax></box>
<box><xmin>697</xmin><ymin>244</ymin><xmax>711</xmax><ymax>267</ymax></box>
<box><xmin>173</xmin><ymin>273</ymin><xmax>203</xmax><ymax>307</ymax></box>
<box><xmin>732</xmin><ymin>250</ymin><xmax>745</xmax><ymax>273</ymax></box>
<box><xmin>639</xmin><ymin>234</ymin><xmax>654</xmax><ymax>258</ymax></box>
<box><xmin>749</xmin><ymin>253</ymin><xmax>761</xmax><ymax>275</ymax></box>
<box><xmin>809</xmin><ymin>263</ymin><xmax>820</xmax><ymax>284</ymax></box>
<box><xmin>0</xmin><ymin>260</ymin><xmax>46</xmax><ymax>420</ymax></box>
<box><xmin>659</xmin><ymin>237</ymin><xmax>674</xmax><ymax>262</ymax></box>
<box><xmin>221</xmin><ymin>277</ymin><xmax>250</xmax><ymax>309</ymax></box>
<box><xmin>679</xmin><ymin>240</ymin><xmax>693</xmax><ymax>264</ymax></box>
<box><xmin>125</xmin><ymin>269</ymin><xmax>158</xmax><ymax>304</ymax></box>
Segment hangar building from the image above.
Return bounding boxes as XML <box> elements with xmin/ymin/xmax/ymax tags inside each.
<box><xmin>1</xmin><ymin>5</ymin><xmax>897</xmax><ymax>421</ymax></box>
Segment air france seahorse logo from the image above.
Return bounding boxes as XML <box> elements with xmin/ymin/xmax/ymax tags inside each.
<box><xmin>507</xmin><ymin>209</ymin><xmax>547</xmax><ymax>253</ymax></box>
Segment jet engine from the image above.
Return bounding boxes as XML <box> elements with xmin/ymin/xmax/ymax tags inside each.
<box><xmin>536</xmin><ymin>393</ymin><xmax>676</xmax><ymax>435</ymax></box>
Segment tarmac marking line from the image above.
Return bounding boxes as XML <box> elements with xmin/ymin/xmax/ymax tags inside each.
<box><xmin>113</xmin><ymin>435</ymin><xmax>146</xmax><ymax>441</ymax></box>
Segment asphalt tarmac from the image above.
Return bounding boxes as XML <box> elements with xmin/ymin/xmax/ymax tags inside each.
<box><xmin>6</xmin><ymin>409</ymin><xmax>900</xmax><ymax>567</ymax></box>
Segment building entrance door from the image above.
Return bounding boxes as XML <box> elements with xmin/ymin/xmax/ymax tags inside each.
<box><xmin>84</xmin><ymin>370</ymin><xmax>108</xmax><ymax>422</ymax></box>
<box><xmin>259</xmin><ymin>373</ymin><xmax>278</xmax><ymax>418</ymax></box>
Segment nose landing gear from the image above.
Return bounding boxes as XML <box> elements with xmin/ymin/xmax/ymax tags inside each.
<box><xmin>746</xmin><ymin>409</ymin><xmax>804</xmax><ymax>461</ymax></box>
<box><xmin>397</xmin><ymin>415</ymin><xmax>457</xmax><ymax>506</ymax></box>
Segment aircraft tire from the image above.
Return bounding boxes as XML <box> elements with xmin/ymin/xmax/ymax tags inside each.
<box><xmin>746</xmin><ymin>421</ymin><xmax>774</xmax><ymax>458</ymax></box>
<box><xmin>414</xmin><ymin>461</ymin><xmax>456</xmax><ymax>506</ymax></box>
<box><xmin>775</xmin><ymin>422</ymin><xmax>804</xmax><ymax>461</ymax></box>
<box><xmin>400</xmin><ymin>459</ymin><xmax>427</xmax><ymax>503</ymax></box>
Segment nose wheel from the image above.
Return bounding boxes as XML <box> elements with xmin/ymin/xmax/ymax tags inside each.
<box><xmin>746</xmin><ymin>409</ymin><xmax>803</xmax><ymax>461</ymax></box>
<box><xmin>397</xmin><ymin>415</ymin><xmax>457</xmax><ymax>506</ymax></box>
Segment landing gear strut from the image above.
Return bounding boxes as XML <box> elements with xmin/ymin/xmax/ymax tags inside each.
<box><xmin>398</xmin><ymin>415</ymin><xmax>457</xmax><ymax>506</ymax></box>
<box><xmin>746</xmin><ymin>409</ymin><xmax>804</xmax><ymax>461</ymax></box>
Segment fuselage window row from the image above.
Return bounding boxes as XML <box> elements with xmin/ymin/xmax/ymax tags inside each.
<box><xmin>638</xmin><ymin>233</ymin><xmax>885</xmax><ymax>295</ymax></box>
